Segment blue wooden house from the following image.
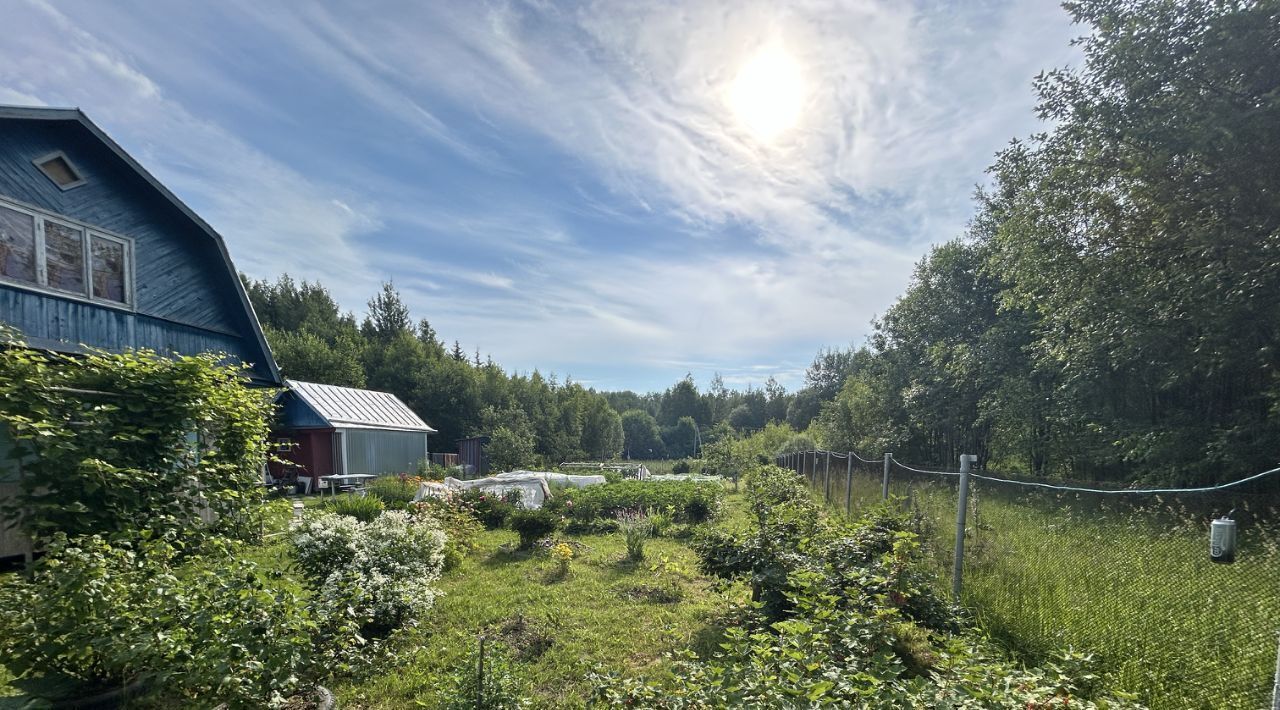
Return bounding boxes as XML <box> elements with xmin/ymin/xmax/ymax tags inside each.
<box><xmin>0</xmin><ymin>105</ymin><xmax>281</xmax><ymax>562</ymax></box>
<box><xmin>0</xmin><ymin>105</ymin><xmax>279</xmax><ymax>384</ymax></box>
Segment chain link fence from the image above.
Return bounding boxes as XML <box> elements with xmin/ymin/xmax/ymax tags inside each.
<box><xmin>781</xmin><ymin>450</ymin><xmax>1280</xmax><ymax>710</ymax></box>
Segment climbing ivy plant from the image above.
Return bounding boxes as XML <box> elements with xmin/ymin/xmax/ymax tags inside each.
<box><xmin>0</xmin><ymin>329</ymin><xmax>276</xmax><ymax>545</ymax></box>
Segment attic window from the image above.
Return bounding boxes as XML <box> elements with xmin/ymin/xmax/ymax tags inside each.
<box><xmin>33</xmin><ymin>152</ymin><xmax>86</xmax><ymax>190</ymax></box>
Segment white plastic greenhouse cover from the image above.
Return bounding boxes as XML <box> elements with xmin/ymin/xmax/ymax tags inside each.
<box><xmin>441</xmin><ymin>475</ymin><xmax>554</xmax><ymax>508</ymax></box>
<box><xmin>496</xmin><ymin>471</ymin><xmax>608</xmax><ymax>488</ymax></box>
<box><xmin>415</xmin><ymin>472</ymin><xmax>608</xmax><ymax>508</ymax></box>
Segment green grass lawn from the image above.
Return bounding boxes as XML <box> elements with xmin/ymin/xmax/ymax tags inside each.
<box><xmin>332</xmin><ymin>509</ymin><xmax>747</xmax><ymax>708</ymax></box>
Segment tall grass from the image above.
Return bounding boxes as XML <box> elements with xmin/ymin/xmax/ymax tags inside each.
<box><xmin>798</xmin><ymin>460</ymin><xmax>1280</xmax><ymax>709</ymax></box>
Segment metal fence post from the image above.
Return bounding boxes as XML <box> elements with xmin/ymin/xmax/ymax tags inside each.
<box><xmin>824</xmin><ymin>451</ymin><xmax>831</xmax><ymax>503</ymax></box>
<box><xmin>952</xmin><ymin>454</ymin><xmax>976</xmax><ymax>598</ymax></box>
<box><xmin>882</xmin><ymin>453</ymin><xmax>893</xmax><ymax>500</ymax></box>
<box><xmin>1272</xmin><ymin>630</ymin><xmax>1280</xmax><ymax>710</ymax></box>
<box><xmin>845</xmin><ymin>453</ymin><xmax>853</xmax><ymax>515</ymax></box>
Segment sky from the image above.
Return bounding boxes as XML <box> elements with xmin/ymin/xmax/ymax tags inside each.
<box><xmin>0</xmin><ymin>0</ymin><xmax>1081</xmax><ymax>393</ymax></box>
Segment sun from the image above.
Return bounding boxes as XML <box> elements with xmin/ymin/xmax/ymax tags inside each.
<box><xmin>727</xmin><ymin>45</ymin><xmax>804</xmax><ymax>142</ymax></box>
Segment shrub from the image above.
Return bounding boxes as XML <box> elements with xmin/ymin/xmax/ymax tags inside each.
<box><xmin>596</xmin><ymin>477</ymin><xmax>1134</xmax><ymax>709</ymax></box>
<box><xmin>552</xmin><ymin>481</ymin><xmax>722</xmax><ymax>524</ymax></box>
<box><xmin>646</xmin><ymin>507</ymin><xmax>674</xmax><ymax>537</ymax></box>
<box><xmin>0</xmin><ymin>534</ymin><xmax>320</xmax><ymax>708</ymax></box>
<box><xmin>671</xmin><ymin>459</ymin><xmax>692</xmax><ymax>475</ymax></box>
<box><xmin>292</xmin><ymin>510</ymin><xmax>445</xmax><ymax>636</ymax></box>
<box><xmin>590</xmin><ymin>573</ymin><xmax>1133</xmax><ymax>708</ymax></box>
<box><xmin>321</xmin><ymin>492</ymin><xmax>385</xmax><ymax>521</ymax></box>
<box><xmin>461</xmin><ymin>488</ymin><xmax>520</xmax><ymax>529</ymax></box>
<box><xmin>694</xmin><ymin>465</ymin><xmax>932</xmax><ymax>622</ymax></box>
<box><xmin>508</xmin><ymin>508</ymin><xmax>559</xmax><ymax>551</ymax></box>
<box><xmin>367</xmin><ymin>475</ymin><xmax>420</xmax><ymax>508</ymax></box>
<box><xmin>413</xmin><ymin>497</ymin><xmax>484</xmax><ymax>571</ymax></box>
<box><xmin>0</xmin><ymin>336</ymin><xmax>273</xmax><ymax>545</ymax></box>
<box><xmin>616</xmin><ymin>510</ymin><xmax>651</xmax><ymax>561</ymax></box>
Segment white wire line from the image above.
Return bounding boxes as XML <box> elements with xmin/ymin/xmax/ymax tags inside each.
<box><xmin>969</xmin><ymin>466</ymin><xmax>1280</xmax><ymax>496</ymax></box>
<box><xmin>786</xmin><ymin>450</ymin><xmax>1280</xmax><ymax>495</ymax></box>
<box><xmin>890</xmin><ymin>459</ymin><xmax>961</xmax><ymax>477</ymax></box>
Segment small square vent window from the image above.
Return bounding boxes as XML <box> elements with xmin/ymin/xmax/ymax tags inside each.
<box><xmin>33</xmin><ymin>152</ymin><xmax>85</xmax><ymax>190</ymax></box>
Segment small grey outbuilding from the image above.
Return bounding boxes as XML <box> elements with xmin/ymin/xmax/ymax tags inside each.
<box><xmin>271</xmin><ymin>380</ymin><xmax>436</xmax><ymax>484</ymax></box>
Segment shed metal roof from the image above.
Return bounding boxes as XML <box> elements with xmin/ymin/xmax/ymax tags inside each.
<box><xmin>286</xmin><ymin>379</ymin><xmax>436</xmax><ymax>433</ymax></box>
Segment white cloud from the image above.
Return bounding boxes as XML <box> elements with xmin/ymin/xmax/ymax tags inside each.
<box><xmin>275</xmin><ymin>0</ymin><xmax>1077</xmax><ymax>386</ymax></box>
<box><xmin>0</xmin><ymin>0</ymin><xmax>1081</xmax><ymax>391</ymax></box>
<box><xmin>0</xmin><ymin>0</ymin><xmax>382</xmax><ymax>307</ymax></box>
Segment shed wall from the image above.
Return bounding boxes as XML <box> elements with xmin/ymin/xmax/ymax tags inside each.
<box><xmin>340</xmin><ymin>428</ymin><xmax>428</xmax><ymax>475</ymax></box>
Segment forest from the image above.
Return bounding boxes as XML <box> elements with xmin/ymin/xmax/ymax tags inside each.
<box><xmin>249</xmin><ymin>0</ymin><xmax>1280</xmax><ymax>486</ymax></box>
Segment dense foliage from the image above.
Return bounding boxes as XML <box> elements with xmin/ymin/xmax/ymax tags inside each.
<box><xmin>0</xmin><ymin>533</ymin><xmax>324</xmax><ymax>708</ymax></box>
<box><xmin>811</xmin><ymin>0</ymin><xmax>1280</xmax><ymax>484</ymax></box>
<box><xmin>0</xmin><ymin>332</ymin><xmax>274</xmax><ymax>543</ymax></box>
<box><xmin>507</xmin><ymin>507</ymin><xmax>560</xmax><ymax>550</ymax></box>
<box><xmin>594</xmin><ymin>464</ymin><xmax>1140</xmax><ymax>708</ymax></box>
<box><xmin>548</xmin><ymin>481</ymin><xmax>722</xmax><ymax>525</ymax></box>
<box><xmin>321</xmin><ymin>493</ymin><xmax>386</xmax><ymax>521</ymax></box>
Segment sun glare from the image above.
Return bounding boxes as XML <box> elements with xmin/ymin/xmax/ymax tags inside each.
<box><xmin>728</xmin><ymin>46</ymin><xmax>804</xmax><ymax>142</ymax></box>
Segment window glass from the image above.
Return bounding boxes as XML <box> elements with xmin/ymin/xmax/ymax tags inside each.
<box><xmin>91</xmin><ymin>236</ymin><xmax>127</xmax><ymax>303</ymax></box>
<box><xmin>0</xmin><ymin>204</ymin><xmax>36</xmax><ymax>284</ymax></box>
<box><xmin>44</xmin><ymin>221</ymin><xmax>85</xmax><ymax>294</ymax></box>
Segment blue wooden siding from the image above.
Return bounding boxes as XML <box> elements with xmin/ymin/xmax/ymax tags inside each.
<box><xmin>277</xmin><ymin>390</ymin><xmax>330</xmax><ymax>429</ymax></box>
<box><xmin>0</xmin><ymin>117</ymin><xmax>276</xmax><ymax>384</ymax></box>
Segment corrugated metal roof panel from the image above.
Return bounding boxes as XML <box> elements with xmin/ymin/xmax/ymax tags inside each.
<box><xmin>285</xmin><ymin>379</ymin><xmax>436</xmax><ymax>433</ymax></box>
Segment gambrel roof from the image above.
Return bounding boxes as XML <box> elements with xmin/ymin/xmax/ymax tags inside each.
<box><xmin>0</xmin><ymin>105</ymin><xmax>281</xmax><ymax>386</ymax></box>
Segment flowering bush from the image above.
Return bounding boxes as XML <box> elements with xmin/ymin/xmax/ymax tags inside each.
<box><xmin>412</xmin><ymin>497</ymin><xmax>483</xmax><ymax>571</ymax></box>
<box><xmin>292</xmin><ymin>510</ymin><xmax>445</xmax><ymax>636</ymax></box>
<box><xmin>550</xmin><ymin>542</ymin><xmax>574</xmax><ymax>575</ymax></box>
<box><xmin>460</xmin><ymin>489</ymin><xmax>520</xmax><ymax>529</ymax></box>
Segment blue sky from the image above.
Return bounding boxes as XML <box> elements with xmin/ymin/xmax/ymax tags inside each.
<box><xmin>0</xmin><ymin>0</ymin><xmax>1079</xmax><ymax>393</ymax></box>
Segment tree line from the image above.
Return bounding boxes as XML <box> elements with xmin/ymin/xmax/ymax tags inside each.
<box><xmin>797</xmin><ymin>0</ymin><xmax>1279</xmax><ymax>485</ymax></box>
<box><xmin>244</xmin><ymin>277</ymin><xmax>623</xmax><ymax>469</ymax></box>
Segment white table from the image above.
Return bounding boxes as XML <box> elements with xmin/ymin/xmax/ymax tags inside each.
<box><xmin>319</xmin><ymin>473</ymin><xmax>378</xmax><ymax>496</ymax></box>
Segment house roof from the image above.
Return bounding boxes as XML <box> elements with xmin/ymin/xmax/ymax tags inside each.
<box><xmin>286</xmin><ymin>379</ymin><xmax>436</xmax><ymax>433</ymax></box>
<box><xmin>0</xmin><ymin>104</ymin><xmax>282</xmax><ymax>386</ymax></box>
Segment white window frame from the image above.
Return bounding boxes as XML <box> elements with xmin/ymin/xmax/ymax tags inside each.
<box><xmin>0</xmin><ymin>194</ymin><xmax>135</xmax><ymax>310</ymax></box>
<box><xmin>31</xmin><ymin>151</ymin><xmax>87</xmax><ymax>191</ymax></box>
<box><xmin>88</xmin><ymin>230</ymin><xmax>133</xmax><ymax>306</ymax></box>
<box><xmin>39</xmin><ymin>212</ymin><xmax>88</xmax><ymax>297</ymax></box>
